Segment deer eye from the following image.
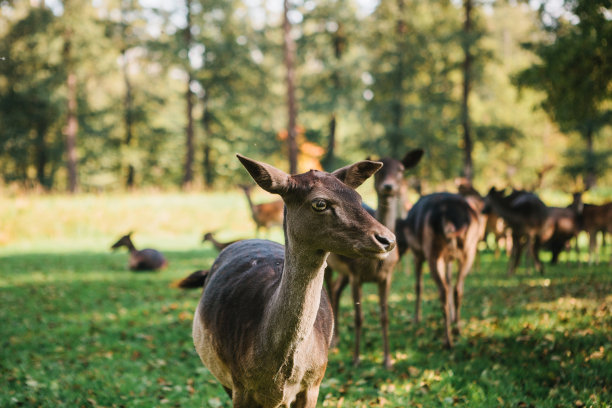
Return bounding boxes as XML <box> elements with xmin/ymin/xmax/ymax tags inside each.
<box><xmin>311</xmin><ymin>199</ymin><xmax>328</xmax><ymax>212</ymax></box>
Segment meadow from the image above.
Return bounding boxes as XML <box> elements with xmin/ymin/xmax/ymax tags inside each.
<box><xmin>1</xmin><ymin>190</ymin><xmax>611</xmax><ymax>407</ymax></box>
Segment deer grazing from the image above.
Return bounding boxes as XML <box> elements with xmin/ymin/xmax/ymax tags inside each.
<box><xmin>202</xmin><ymin>232</ymin><xmax>241</xmax><ymax>252</ymax></box>
<box><xmin>239</xmin><ymin>184</ymin><xmax>284</xmax><ymax>236</ymax></box>
<box><xmin>570</xmin><ymin>192</ymin><xmax>612</xmax><ymax>265</ymax></box>
<box><xmin>483</xmin><ymin>187</ymin><xmax>551</xmax><ymax>275</ymax></box>
<box><xmin>397</xmin><ymin>192</ymin><xmax>481</xmax><ymax>349</ymax></box>
<box><xmin>110</xmin><ymin>232</ymin><xmax>168</xmax><ymax>271</ymax></box>
<box><xmin>180</xmin><ymin>154</ymin><xmax>395</xmax><ymax>407</ymax></box>
<box><xmin>324</xmin><ymin>149</ymin><xmax>423</xmax><ymax>369</ymax></box>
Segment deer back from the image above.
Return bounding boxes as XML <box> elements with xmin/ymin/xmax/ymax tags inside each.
<box><xmin>401</xmin><ymin>192</ymin><xmax>479</xmax><ymax>258</ymax></box>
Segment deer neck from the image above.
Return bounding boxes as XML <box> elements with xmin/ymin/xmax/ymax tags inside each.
<box><xmin>125</xmin><ymin>241</ymin><xmax>137</xmax><ymax>252</ymax></box>
<box><xmin>243</xmin><ymin>189</ymin><xmax>256</xmax><ymax>213</ymax></box>
<box><xmin>258</xmin><ymin>233</ymin><xmax>328</xmax><ymax>376</ymax></box>
<box><xmin>376</xmin><ymin>194</ymin><xmax>398</xmax><ymax>234</ymax></box>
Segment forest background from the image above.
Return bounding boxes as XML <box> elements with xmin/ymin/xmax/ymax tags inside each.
<box><xmin>0</xmin><ymin>0</ymin><xmax>611</xmax><ymax>197</ymax></box>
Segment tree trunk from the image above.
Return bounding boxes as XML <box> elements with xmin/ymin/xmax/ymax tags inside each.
<box><xmin>122</xmin><ymin>47</ymin><xmax>135</xmax><ymax>188</ymax></box>
<box><xmin>182</xmin><ymin>0</ymin><xmax>195</xmax><ymax>188</ymax></box>
<box><xmin>283</xmin><ymin>0</ymin><xmax>298</xmax><ymax>174</ymax></box>
<box><xmin>392</xmin><ymin>0</ymin><xmax>406</xmax><ymax>153</ymax></box>
<box><xmin>35</xmin><ymin>124</ymin><xmax>49</xmax><ymax>189</ymax></box>
<box><xmin>461</xmin><ymin>0</ymin><xmax>474</xmax><ymax>182</ymax></box>
<box><xmin>63</xmin><ymin>23</ymin><xmax>79</xmax><ymax>193</ymax></box>
<box><xmin>202</xmin><ymin>94</ymin><xmax>213</xmax><ymax>188</ymax></box>
<box><xmin>584</xmin><ymin>125</ymin><xmax>595</xmax><ymax>190</ymax></box>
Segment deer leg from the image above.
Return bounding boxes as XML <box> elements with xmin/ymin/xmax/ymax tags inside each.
<box><xmin>588</xmin><ymin>231</ymin><xmax>597</xmax><ymax>265</ymax></box>
<box><xmin>454</xmin><ymin>249</ymin><xmax>476</xmax><ymax>335</ymax></box>
<box><xmin>531</xmin><ymin>235</ymin><xmax>544</xmax><ymax>275</ymax></box>
<box><xmin>377</xmin><ymin>278</ymin><xmax>392</xmax><ymax>369</ymax></box>
<box><xmin>414</xmin><ymin>255</ymin><xmax>425</xmax><ymax>323</ymax></box>
<box><xmin>294</xmin><ymin>386</ymin><xmax>321</xmax><ymax>408</ymax></box>
<box><xmin>508</xmin><ymin>233</ymin><xmax>523</xmax><ymax>276</ymax></box>
<box><xmin>325</xmin><ymin>269</ymin><xmax>348</xmax><ymax>346</ymax></box>
<box><xmin>429</xmin><ymin>256</ymin><xmax>453</xmax><ymax>349</ymax></box>
<box><xmin>350</xmin><ymin>278</ymin><xmax>363</xmax><ymax>367</ymax></box>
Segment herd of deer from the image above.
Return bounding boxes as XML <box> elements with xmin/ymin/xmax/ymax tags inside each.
<box><xmin>110</xmin><ymin>152</ymin><xmax>611</xmax><ymax>407</ymax></box>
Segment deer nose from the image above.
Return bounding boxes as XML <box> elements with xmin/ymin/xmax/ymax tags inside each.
<box><xmin>375</xmin><ymin>233</ymin><xmax>396</xmax><ymax>251</ymax></box>
<box><xmin>382</xmin><ymin>183</ymin><xmax>395</xmax><ymax>194</ymax></box>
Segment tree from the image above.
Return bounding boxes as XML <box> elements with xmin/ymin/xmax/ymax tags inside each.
<box><xmin>283</xmin><ymin>0</ymin><xmax>299</xmax><ymax>174</ymax></box>
<box><xmin>516</xmin><ymin>0</ymin><xmax>612</xmax><ymax>189</ymax></box>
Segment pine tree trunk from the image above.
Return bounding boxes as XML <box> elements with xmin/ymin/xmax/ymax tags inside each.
<box><xmin>63</xmin><ymin>21</ymin><xmax>79</xmax><ymax>193</ymax></box>
<box><xmin>283</xmin><ymin>0</ymin><xmax>298</xmax><ymax>174</ymax></box>
<box><xmin>183</xmin><ymin>0</ymin><xmax>195</xmax><ymax>187</ymax></box>
<box><xmin>461</xmin><ymin>0</ymin><xmax>474</xmax><ymax>182</ymax></box>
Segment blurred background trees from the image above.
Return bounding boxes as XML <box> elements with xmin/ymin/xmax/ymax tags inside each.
<box><xmin>0</xmin><ymin>0</ymin><xmax>610</xmax><ymax>193</ymax></box>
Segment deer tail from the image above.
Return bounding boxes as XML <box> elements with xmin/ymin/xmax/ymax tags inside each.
<box><xmin>171</xmin><ymin>269</ymin><xmax>209</xmax><ymax>289</ymax></box>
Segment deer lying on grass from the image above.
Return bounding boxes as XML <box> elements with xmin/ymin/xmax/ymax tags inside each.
<box><xmin>570</xmin><ymin>192</ymin><xmax>612</xmax><ymax>265</ymax></box>
<box><xmin>483</xmin><ymin>188</ymin><xmax>551</xmax><ymax>275</ymax></box>
<box><xmin>397</xmin><ymin>192</ymin><xmax>480</xmax><ymax>349</ymax></box>
<box><xmin>325</xmin><ymin>149</ymin><xmax>423</xmax><ymax>368</ymax></box>
<box><xmin>110</xmin><ymin>232</ymin><xmax>168</xmax><ymax>271</ymax></box>
<box><xmin>201</xmin><ymin>232</ymin><xmax>241</xmax><ymax>252</ymax></box>
<box><xmin>178</xmin><ymin>154</ymin><xmax>395</xmax><ymax>407</ymax></box>
<box><xmin>239</xmin><ymin>184</ymin><xmax>284</xmax><ymax>236</ymax></box>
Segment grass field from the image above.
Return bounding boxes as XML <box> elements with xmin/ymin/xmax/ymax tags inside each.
<box><xmin>1</xmin><ymin>191</ymin><xmax>611</xmax><ymax>407</ymax></box>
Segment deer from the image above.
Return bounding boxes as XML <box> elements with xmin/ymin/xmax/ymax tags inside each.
<box><xmin>110</xmin><ymin>232</ymin><xmax>168</xmax><ymax>271</ymax></box>
<box><xmin>542</xmin><ymin>205</ymin><xmax>581</xmax><ymax>265</ymax></box>
<box><xmin>324</xmin><ymin>149</ymin><xmax>424</xmax><ymax>369</ymax></box>
<box><xmin>483</xmin><ymin>187</ymin><xmax>552</xmax><ymax>275</ymax></box>
<box><xmin>570</xmin><ymin>192</ymin><xmax>612</xmax><ymax>265</ymax></box>
<box><xmin>456</xmin><ymin>178</ymin><xmax>512</xmax><ymax>257</ymax></box>
<box><xmin>202</xmin><ymin>232</ymin><xmax>241</xmax><ymax>252</ymax></box>
<box><xmin>178</xmin><ymin>154</ymin><xmax>396</xmax><ymax>407</ymax></box>
<box><xmin>396</xmin><ymin>192</ymin><xmax>481</xmax><ymax>349</ymax></box>
<box><xmin>239</xmin><ymin>184</ymin><xmax>284</xmax><ymax>236</ymax></box>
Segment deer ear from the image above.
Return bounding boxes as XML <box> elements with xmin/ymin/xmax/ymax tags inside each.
<box><xmin>237</xmin><ymin>154</ymin><xmax>290</xmax><ymax>195</ymax></box>
<box><xmin>332</xmin><ymin>160</ymin><xmax>383</xmax><ymax>189</ymax></box>
<box><xmin>401</xmin><ymin>149</ymin><xmax>424</xmax><ymax>170</ymax></box>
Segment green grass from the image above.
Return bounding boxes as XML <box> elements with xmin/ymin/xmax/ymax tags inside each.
<box><xmin>1</xmin><ymin>192</ymin><xmax>611</xmax><ymax>407</ymax></box>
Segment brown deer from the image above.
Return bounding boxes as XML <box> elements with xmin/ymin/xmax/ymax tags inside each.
<box><xmin>570</xmin><ymin>192</ymin><xmax>612</xmax><ymax>265</ymax></box>
<box><xmin>202</xmin><ymin>232</ymin><xmax>241</xmax><ymax>252</ymax></box>
<box><xmin>110</xmin><ymin>232</ymin><xmax>168</xmax><ymax>271</ymax></box>
<box><xmin>397</xmin><ymin>192</ymin><xmax>481</xmax><ymax>349</ymax></box>
<box><xmin>456</xmin><ymin>178</ymin><xmax>512</xmax><ymax>257</ymax></box>
<box><xmin>325</xmin><ymin>149</ymin><xmax>424</xmax><ymax>368</ymax></box>
<box><xmin>180</xmin><ymin>154</ymin><xmax>395</xmax><ymax>407</ymax></box>
<box><xmin>542</xmin><ymin>205</ymin><xmax>580</xmax><ymax>265</ymax></box>
<box><xmin>483</xmin><ymin>187</ymin><xmax>551</xmax><ymax>275</ymax></box>
<box><xmin>239</xmin><ymin>184</ymin><xmax>284</xmax><ymax>236</ymax></box>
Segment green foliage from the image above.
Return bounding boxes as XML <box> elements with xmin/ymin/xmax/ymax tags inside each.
<box><xmin>0</xmin><ymin>0</ymin><xmax>610</xmax><ymax>190</ymax></box>
<box><xmin>1</xmin><ymin>192</ymin><xmax>611</xmax><ymax>407</ymax></box>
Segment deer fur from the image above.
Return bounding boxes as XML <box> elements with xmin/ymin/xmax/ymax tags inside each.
<box><xmin>570</xmin><ymin>193</ymin><xmax>612</xmax><ymax>265</ymax></box>
<box><xmin>239</xmin><ymin>184</ymin><xmax>284</xmax><ymax>236</ymax></box>
<box><xmin>189</xmin><ymin>155</ymin><xmax>396</xmax><ymax>407</ymax></box>
<box><xmin>110</xmin><ymin>232</ymin><xmax>167</xmax><ymax>271</ymax></box>
<box><xmin>456</xmin><ymin>179</ymin><xmax>512</xmax><ymax>257</ymax></box>
<box><xmin>397</xmin><ymin>192</ymin><xmax>481</xmax><ymax>349</ymax></box>
<box><xmin>325</xmin><ymin>149</ymin><xmax>424</xmax><ymax>368</ymax></box>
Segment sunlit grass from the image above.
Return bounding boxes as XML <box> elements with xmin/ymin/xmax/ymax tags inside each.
<box><xmin>1</xmin><ymin>192</ymin><xmax>611</xmax><ymax>407</ymax></box>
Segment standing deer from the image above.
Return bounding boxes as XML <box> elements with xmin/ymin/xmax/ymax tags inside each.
<box><xmin>456</xmin><ymin>179</ymin><xmax>512</xmax><ymax>257</ymax></box>
<box><xmin>202</xmin><ymin>232</ymin><xmax>241</xmax><ymax>252</ymax></box>
<box><xmin>110</xmin><ymin>232</ymin><xmax>168</xmax><ymax>271</ymax></box>
<box><xmin>570</xmin><ymin>192</ymin><xmax>612</xmax><ymax>265</ymax></box>
<box><xmin>483</xmin><ymin>187</ymin><xmax>551</xmax><ymax>275</ymax></box>
<box><xmin>397</xmin><ymin>192</ymin><xmax>481</xmax><ymax>349</ymax></box>
<box><xmin>239</xmin><ymin>184</ymin><xmax>284</xmax><ymax>236</ymax></box>
<box><xmin>542</xmin><ymin>206</ymin><xmax>580</xmax><ymax>265</ymax></box>
<box><xmin>325</xmin><ymin>149</ymin><xmax>424</xmax><ymax>368</ymax></box>
<box><xmin>181</xmin><ymin>154</ymin><xmax>395</xmax><ymax>407</ymax></box>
